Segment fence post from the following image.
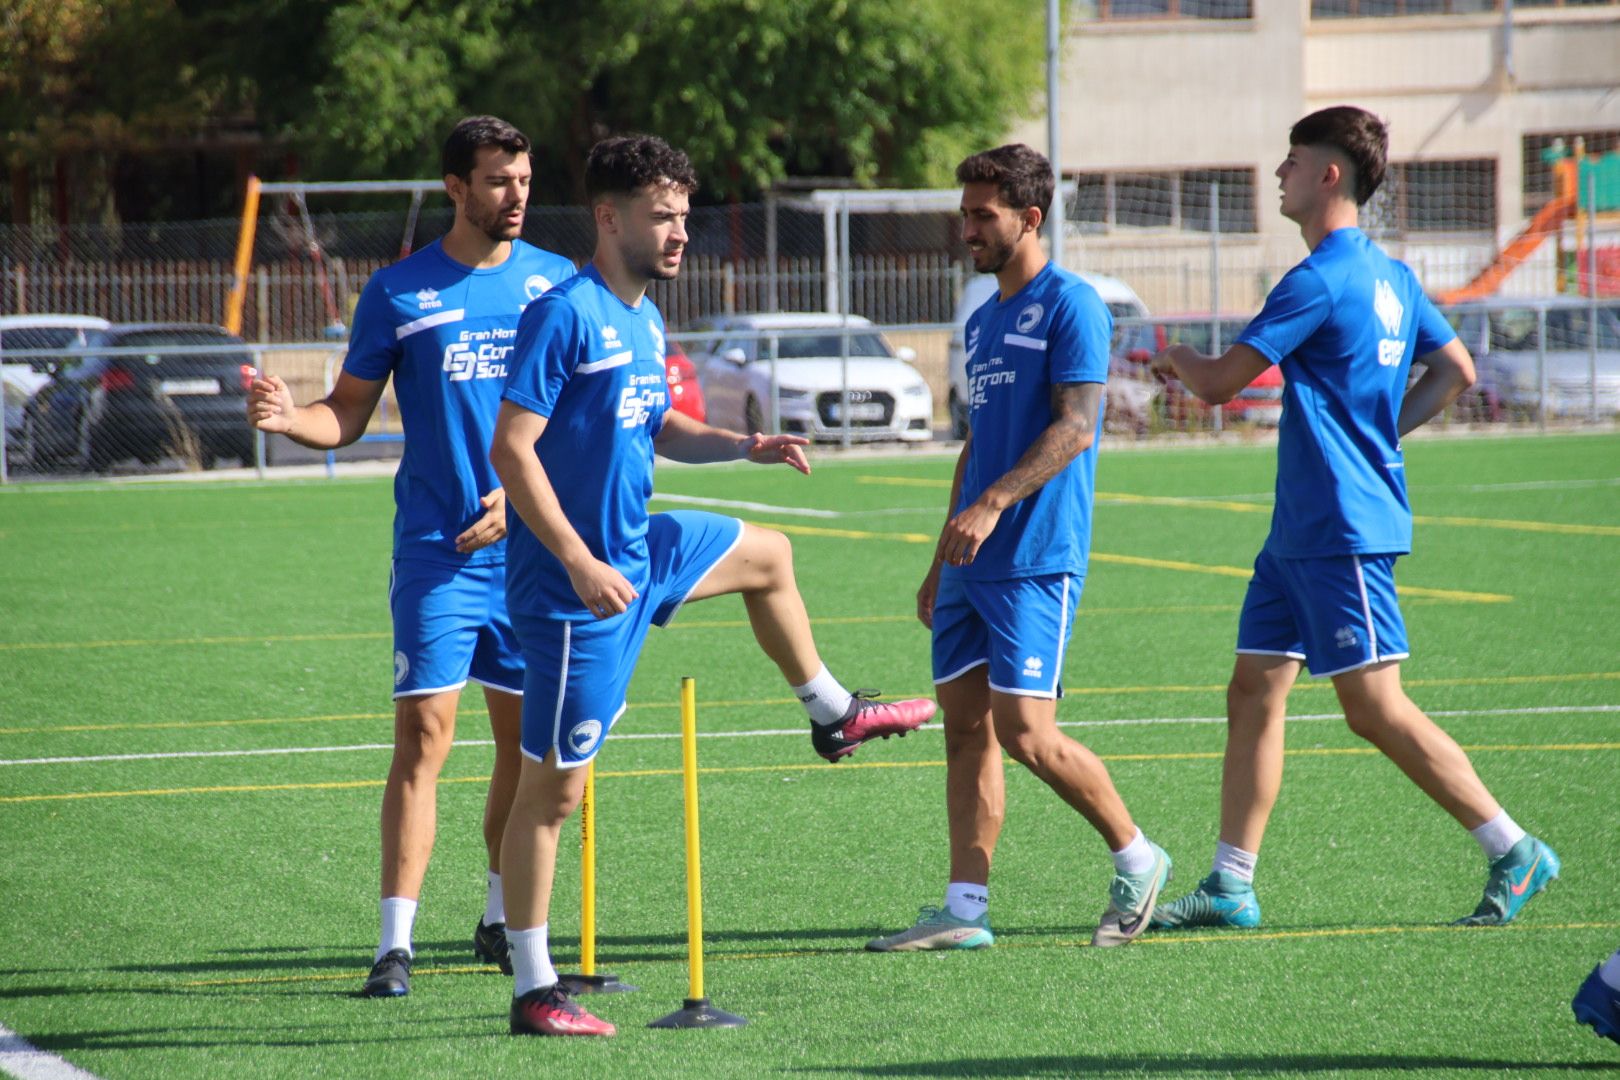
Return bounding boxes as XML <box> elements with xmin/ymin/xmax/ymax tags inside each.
<box><xmin>1210</xmin><ymin>180</ymin><xmax>1223</xmax><ymax>434</ymax></box>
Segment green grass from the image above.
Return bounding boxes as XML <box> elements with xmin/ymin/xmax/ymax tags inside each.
<box><xmin>1</xmin><ymin>431</ymin><xmax>1617</xmax><ymax>1079</ymax></box>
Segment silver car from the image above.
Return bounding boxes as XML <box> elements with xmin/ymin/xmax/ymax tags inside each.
<box><xmin>1452</xmin><ymin>300</ymin><xmax>1620</xmax><ymax>419</ymax></box>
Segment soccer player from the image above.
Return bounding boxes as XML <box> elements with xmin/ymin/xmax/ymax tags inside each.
<box><xmin>489</xmin><ymin>134</ymin><xmax>936</xmax><ymax>1037</ymax></box>
<box><xmin>1149</xmin><ymin>106</ymin><xmax>1558</xmax><ymax>932</ymax></box>
<box><xmin>867</xmin><ymin>144</ymin><xmax>1172</xmax><ymax>954</ymax></box>
<box><xmin>246</xmin><ymin>116</ymin><xmax>577</xmax><ymax>997</ymax></box>
<box><xmin>1574</xmin><ymin>949</ymin><xmax>1620</xmax><ymax>1045</ymax></box>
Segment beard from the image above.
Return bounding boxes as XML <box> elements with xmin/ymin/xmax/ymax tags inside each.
<box><xmin>970</xmin><ymin>235</ymin><xmax>1016</xmax><ymax>275</ymax></box>
<box><xmin>629</xmin><ymin>243</ymin><xmax>682</xmax><ymax>282</ymax></box>
<box><xmin>468</xmin><ymin>200</ymin><xmax>523</xmax><ymax>243</ymax></box>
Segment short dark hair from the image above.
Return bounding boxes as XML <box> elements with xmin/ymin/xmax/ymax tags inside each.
<box><xmin>585</xmin><ymin>135</ymin><xmax>699</xmax><ymax>202</ymax></box>
<box><xmin>1289</xmin><ymin>106</ymin><xmax>1388</xmax><ymax>206</ymax></box>
<box><xmin>955</xmin><ymin>144</ymin><xmax>1054</xmax><ymax>220</ymax></box>
<box><xmin>441</xmin><ymin>116</ymin><xmax>531</xmax><ymax>180</ymax></box>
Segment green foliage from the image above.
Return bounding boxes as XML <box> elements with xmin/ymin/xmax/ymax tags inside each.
<box><xmin>1</xmin><ymin>0</ymin><xmax>1055</xmax><ymax>208</ymax></box>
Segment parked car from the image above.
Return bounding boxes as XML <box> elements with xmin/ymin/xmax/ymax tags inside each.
<box><xmin>1447</xmin><ymin>299</ymin><xmax>1620</xmax><ymax>419</ymax></box>
<box><xmin>22</xmin><ymin>322</ymin><xmax>258</xmax><ymax>472</ymax></box>
<box><xmin>663</xmin><ymin>337</ymin><xmax>706</xmax><ymax>422</ymax></box>
<box><xmin>1153</xmin><ymin>315</ymin><xmax>1285</xmax><ymax>427</ymax></box>
<box><xmin>945</xmin><ymin>272</ymin><xmax>1158</xmax><ymax>439</ymax></box>
<box><xmin>0</xmin><ymin>314</ymin><xmax>111</xmax><ymax>464</ymax></box>
<box><xmin>687</xmin><ymin>313</ymin><xmax>932</xmax><ymax>442</ymax></box>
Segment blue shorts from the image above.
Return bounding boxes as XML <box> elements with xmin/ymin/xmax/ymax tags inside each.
<box><xmin>931</xmin><ymin>571</ymin><xmax>1079</xmax><ymax>699</ymax></box>
<box><xmin>513</xmin><ymin>511</ymin><xmax>744</xmax><ymax>768</ymax></box>
<box><xmin>1236</xmin><ymin>549</ymin><xmax>1410</xmax><ymax>678</ymax></box>
<box><xmin>389</xmin><ymin>559</ymin><xmax>523</xmax><ymax>698</ymax></box>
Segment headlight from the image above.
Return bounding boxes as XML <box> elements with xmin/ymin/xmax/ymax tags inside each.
<box><xmin>776</xmin><ymin>387</ymin><xmax>811</xmax><ymax>401</ymax></box>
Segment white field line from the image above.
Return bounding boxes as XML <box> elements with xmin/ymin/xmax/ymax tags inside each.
<box><xmin>0</xmin><ymin>1023</ymin><xmax>100</xmax><ymax>1080</ymax></box>
<box><xmin>649</xmin><ymin>493</ymin><xmax>842</xmax><ymax>517</ymax></box>
<box><xmin>3</xmin><ymin>704</ymin><xmax>1615</xmax><ymax>768</ymax></box>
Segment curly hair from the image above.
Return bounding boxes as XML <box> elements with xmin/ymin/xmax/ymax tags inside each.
<box><xmin>955</xmin><ymin>144</ymin><xmax>1054</xmax><ymax>220</ymax></box>
<box><xmin>585</xmin><ymin>135</ymin><xmax>699</xmax><ymax>201</ymax></box>
<box><xmin>441</xmin><ymin>116</ymin><xmax>531</xmax><ymax>180</ymax></box>
<box><xmin>1289</xmin><ymin>106</ymin><xmax>1388</xmax><ymax>206</ymax></box>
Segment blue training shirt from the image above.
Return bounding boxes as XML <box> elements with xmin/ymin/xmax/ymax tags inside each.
<box><xmin>501</xmin><ymin>265</ymin><xmax>672</xmax><ymax>621</ymax></box>
<box><xmin>954</xmin><ymin>262</ymin><xmax>1112</xmax><ymax>581</ymax></box>
<box><xmin>344</xmin><ymin>238</ymin><xmax>575</xmax><ymax>567</ymax></box>
<box><xmin>1236</xmin><ymin>227</ymin><xmax>1455</xmax><ymax>558</ymax></box>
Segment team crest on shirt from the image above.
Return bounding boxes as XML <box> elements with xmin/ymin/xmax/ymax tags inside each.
<box><xmin>415</xmin><ymin>288</ymin><xmax>442</xmax><ymax>310</ymax></box>
<box><xmin>568</xmin><ymin>718</ymin><xmax>604</xmax><ymax>756</ymax></box>
<box><xmin>1335</xmin><ymin>626</ymin><xmax>1360</xmax><ymax>650</ymax></box>
<box><xmin>523</xmin><ymin>275</ymin><xmax>553</xmax><ymax>302</ymax></box>
<box><xmin>1015</xmin><ymin>303</ymin><xmax>1044</xmax><ymax>334</ymax></box>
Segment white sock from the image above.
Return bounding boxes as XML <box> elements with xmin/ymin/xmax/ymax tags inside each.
<box><xmin>1111</xmin><ymin>829</ymin><xmax>1156</xmax><ymax>875</ymax></box>
<box><xmin>509</xmin><ymin>924</ymin><xmax>557</xmax><ymax>998</ymax></box>
<box><xmin>1600</xmin><ymin>950</ymin><xmax>1620</xmax><ymax>991</ymax></box>
<box><xmin>793</xmin><ymin>665</ymin><xmax>854</xmax><ymax>727</ymax></box>
<box><xmin>484</xmin><ymin>870</ymin><xmax>505</xmax><ymax>927</ymax></box>
<box><xmin>944</xmin><ymin>882</ymin><xmax>988</xmax><ymax>921</ymax></box>
<box><xmin>1469</xmin><ymin>809</ymin><xmax>1527</xmax><ymax>862</ymax></box>
<box><xmin>377</xmin><ymin>897</ymin><xmax>417</xmax><ymax>962</ymax></box>
<box><xmin>1212</xmin><ymin>840</ymin><xmax>1258</xmax><ymax>883</ymax></box>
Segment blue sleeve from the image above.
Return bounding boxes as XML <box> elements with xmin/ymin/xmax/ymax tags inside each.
<box><xmin>504</xmin><ymin>294</ymin><xmax>581</xmax><ymax>418</ymax></box>
<box><xmin>341</xmin><ymin>274</ymin><xmax>398</xmax><ymax>381</ymax></box>
<box><xmin>1049</xmin><ymin>286</ymin><xmax>1111</xmax><ymax>385</ymax></box>
<box><xmin>1236</xmin><ymin>264</ymin><xmax>1332</xmax><ymax>366</ymax></box>
<box><xmin>1411</xmin><ymin>290</ymin><xmax>1457</xmax><ymax>357</ymax></box>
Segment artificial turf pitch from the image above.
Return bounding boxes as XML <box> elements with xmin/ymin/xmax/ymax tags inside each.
<box><xmin>1</xmin><ymin>431</ymin><xmax>1616</xmax><ymax>1078</ymax></box>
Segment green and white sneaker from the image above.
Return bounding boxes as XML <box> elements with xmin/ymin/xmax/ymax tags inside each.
<box><xmin>1149</xmin><ymin>870</ymin><xmax>1261</xmax><ymax>930</ymax></box>
<box><xmin>1092</xmin><ymin>842</ymin><xmax>1172</xmax><ymax>948</ymax></box>
<box><xmin>866</xmin><ymin>905</ymin><xmax>994</xmax><ymax>952</ymax></box>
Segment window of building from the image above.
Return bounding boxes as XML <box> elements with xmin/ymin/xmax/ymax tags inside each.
<box><xmin>1373</xmin><ymin>159</ymin><xmax>1496</xmax><ymax>232</ymax></box>
<box><xmin>1522</xmin><ymin>130</ymin><xmax>1620</xmax><ymax>212</ymax></box>
<box><xmin>1069</xmin><ymin>168</ymin><xmax>1256</xmax><ymax>233</ymax></box>
<box><xmin>1080</xmin><ymin>0</ymin><xmax>1253</xmax><ymax>19</ymax></box>
<box><xmin>1313</xmin><ymin>0</ymin><xmax>1607</xmax><ymax>14</ymax></box>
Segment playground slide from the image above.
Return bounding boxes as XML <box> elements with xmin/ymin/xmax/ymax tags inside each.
<box><xmin>1438</xmin><ymin>192</ymin><xmax>1575</xmax><ymax>304</ymax></box>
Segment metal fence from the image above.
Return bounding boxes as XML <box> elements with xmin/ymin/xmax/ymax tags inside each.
<box><xmin>2</xmin><ymin>297</ymin><xmax>1615</xmax><ymax>485</ymax></box>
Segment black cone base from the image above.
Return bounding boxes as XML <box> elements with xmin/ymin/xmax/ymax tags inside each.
<box><xmin>558</xmin><ymin>972</ymin><xmax>637</xmax><ymax>994</ymax></box>
<box><xmin>648</xmin><ymin>996</ymin><xmax>747</xmax><ymax>1028</ymax></box>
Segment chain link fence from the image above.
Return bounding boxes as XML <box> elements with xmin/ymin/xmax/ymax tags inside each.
<box><xmin>2</xmin><ymin>178</ymin><xmax>1616</xmax><ymax>483</ymax></box>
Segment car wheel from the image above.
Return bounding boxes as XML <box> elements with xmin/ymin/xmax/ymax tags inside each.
<box><xmin>948</xmin><ymin>389</ymin><xmax>969</xmax><ymax>440</ymax></box>
<box><xmin>744</xmin><ymin>394</ymin><xmax>766</xmax><ymax>435</ymax></box>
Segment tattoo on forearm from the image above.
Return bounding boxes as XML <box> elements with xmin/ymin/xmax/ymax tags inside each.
<box><xmin>990</xmin><ymin>382</ymin><xmax>1101</xmax><ymax>505</ymax></box>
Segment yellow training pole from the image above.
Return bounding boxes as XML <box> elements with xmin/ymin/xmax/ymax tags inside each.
<box><xmin>680</xmin><ymin>675</ymin><xmax>705</xmax><ymax>1001</ymax></box>
<box><xmin>560</xmin><ymin>757</ymin><xmax>634</xmax><ymax>993</ymax></box>
<box><xmin>580</xmin><ymin>759</ymin><xmax>597</xmax><ymax>976</ymax></box>
<box><xmin>649</xmin><ymin>676</ymin><xmax>744</xmax><ymax>1027</ymax></box>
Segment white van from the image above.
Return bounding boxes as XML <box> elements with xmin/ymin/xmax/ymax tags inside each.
<box><xmin>945</xmin><ymin>272</ymin><xmax>1151</xmax><ymax>438</ymax></box>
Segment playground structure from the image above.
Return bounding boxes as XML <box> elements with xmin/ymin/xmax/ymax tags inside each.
<box><xmin>1439</xmin><ymin>138</ymin><xmax>1620</xmax><ymax>304</ymax></box>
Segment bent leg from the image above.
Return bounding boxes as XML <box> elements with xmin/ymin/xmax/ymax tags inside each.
<box><xmin>1333</xmin><ymin>661</ymin><xmax>1499</xmax><ymax>829</ymax></box>
<box><xmin>990</xmin><ymin>691</ymin><xmax>1134</xmax><ymax>851</ymax></box>
<box><xmin>684</xmin><ymin>522</ymin><xmax>819</xmax><ymax>683</ymax></box>
<box><xmin>380</xmin><ymin>689</ymin><xmax>462</xmax><ymax>899</ymax></box>
<box><xmin>1220</xmin><ymin>653</ymin><xmax>1300</xmax><ymax>853</ymax></box>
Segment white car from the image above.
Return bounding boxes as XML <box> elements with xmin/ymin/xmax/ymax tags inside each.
<box><xmin>686</xmin><ymin>313</ymin><xmax>934</xmax><ymax>443</ymax></box>
<box><xmin>0</xmin><ymin>314</ymin><xmax>110</xmax><ymax>463</ymax></box>
<box><xmin>1452</xmin><ymin>300</ymin><xmax>1620</xmax><ymax>419</ymax></box>
<box><xmin>945</xmin><ymin>272</ymin><xmax>1155</xmax><ymax>438</ymax></box>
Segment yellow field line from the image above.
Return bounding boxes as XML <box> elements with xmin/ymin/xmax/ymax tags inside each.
<box><xmin>5</xmin><ymin>671</ymin><xmax>1616</xmax><ymax>737</ymax></box>
<box><xmin>1090</xmin><ymin>552</ymin><xmax>1512</xmax><ymax>604</ymax></box>
<box><xmin>155</xmin><ymin>920</ymin><xmax>1620</xmax><ymax>988</ymax></box>
<box><xmin>857</xmin><ymin>479</ymin><xmax>1620</xmax><ymax>538</ymax></box>
<box><xmin>0</xmin><ymin>631</ymin><xmax>390</xmax><ymax>653</ymax></box>
<box><xmin>5</xmin><ymin>740</ymin><xmax>1615</xmax><ymax>805</ymax></box>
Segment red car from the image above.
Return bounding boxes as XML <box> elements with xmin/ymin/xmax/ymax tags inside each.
<box><xmin>664</xmin><ymin>339</ymin><xmax>706</xmax><ymax>421</ymax></box>
<box><xmin>1149</xmin><ymin>316</ymin><xmax>1283</xmax><ymax>428</ymax></box>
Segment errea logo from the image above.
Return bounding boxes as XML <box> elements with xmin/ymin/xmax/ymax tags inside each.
<box><xmin>1373</xmin><ymin>280</ymin><xmax>1406</xmax><ymax>367</ymax></box>
<box><xmin>415</xmin><ymin>288</ymin><xmax>442</xmax><ymax>310</ymax></box>
<box><xmin>1335</xmin><ymin>626</ymin><xmax>1360</xmax><ymax>650</ymax></box>
<box><xmin>602</xmin><ymin>325</ymin><xmax>620</xmax><ymax>348</ymax></box>
<box><xmin>1022</xmin><ymin>655</ymin><xmax>1044</xmax><ymax>679</ymax></box>
<box><xmin>966</xmin><ymin>324</ymin><xmax>981</xmax><ymax>358</ymax></box>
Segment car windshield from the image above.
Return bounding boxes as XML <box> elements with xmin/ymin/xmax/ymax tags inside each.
<box><xmin>1</xmin><ymin>327</ymin><xmax>92</xmax><ymax>369</ymax></box>
<box><xmin>765</xmin><ymin>332</ymin><xmax>892</xmax><ymax>360</ymax></box>
<box><xmin>1490</xmin><ymin>306</ymin><xmax>1620</xmax><ymax>352</ymax></box>
<box><xmin>97</xmin><ymin>330</ymin><xmax>250</xmax><ymax>374</ymax></box>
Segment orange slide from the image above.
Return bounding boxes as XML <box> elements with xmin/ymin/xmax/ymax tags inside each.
<box><xmin>1438</xmin><ymin>192</ymin><xmax>1575</xmax><ymax>304</ymax></box>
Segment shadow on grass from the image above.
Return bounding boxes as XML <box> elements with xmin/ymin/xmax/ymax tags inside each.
<box><xmin>788</xmin><ymin>1054</ymin><xmax>1616</xmax><ymax>1076</ymax></box>
<box><xmin>29</xmin><ymin>1016</ymin><xmax>506</xmax><ymax>1053</ymax></box>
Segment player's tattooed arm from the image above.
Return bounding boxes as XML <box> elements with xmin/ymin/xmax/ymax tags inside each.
<box><xmin>935</xmin><ymin>382</ymin><xmax>1101</xmax><ymax>568</ymax></box>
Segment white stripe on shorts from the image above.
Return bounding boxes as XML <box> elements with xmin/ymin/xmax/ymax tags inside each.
<box><xmin>1352</xmin><ymin>555</ymin><xmax>1378</xmax><ymax>658</ymax></box>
